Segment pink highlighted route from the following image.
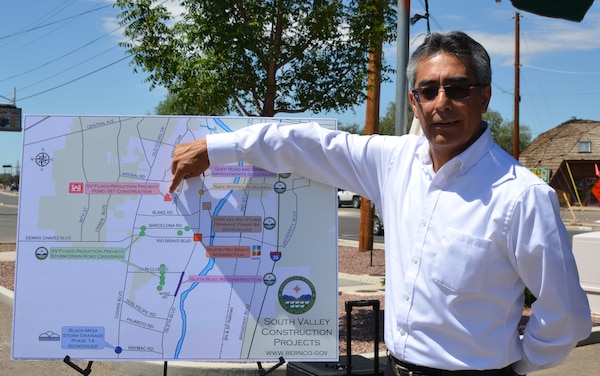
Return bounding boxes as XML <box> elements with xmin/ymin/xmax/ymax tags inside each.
<box><xmin>211</xmin><ymin>165</ymin><xmax>276</xmax><ymax>178</ymax></box>
<box><xmin>188</xmin><ymin>275</ymin><xmax>263</xmax><ymax>283</ymax></box>
<box><xmin>85</xmin><ymin>182</ymin><xmax>160</xmax><ymax>195</ymax></box>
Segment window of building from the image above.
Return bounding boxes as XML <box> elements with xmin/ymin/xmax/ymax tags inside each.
<box><xmin>579</xmin><ymin>141</ymin><xmax>592</xmax><ymax>153</ymax></box>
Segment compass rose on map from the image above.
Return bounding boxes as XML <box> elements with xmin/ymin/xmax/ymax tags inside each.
<box><xmin>32</xmin><ymin>149</ymin><xmax>52</xmax><ymax>171</ymax></box>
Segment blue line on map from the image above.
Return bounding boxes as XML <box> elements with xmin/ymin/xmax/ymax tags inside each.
<box><xmin>174</xmin><ymin>159</ymin><xmax>243</xmax><ymax>358</ymax></box>
<box><xmin>214</xmin><ymin>117</ymin><xmax>233</xmax><ymax>132</ymax></box>
<box><xmin>174</xmin><ymin>272</ymin><xmax>185</xmax><ymax>297</ymax></box>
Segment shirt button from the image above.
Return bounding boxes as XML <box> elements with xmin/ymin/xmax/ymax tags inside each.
<box><xmin>400</xmin><ymin>329</ymin><xmax>406</xmax><ymax>336</ymax></box>
<box><xmin>420</xmin><ymin>220</ymin><xmax>427</xmax><ymax>227</ymax></box>
<box><xmin>403</xmin><ymin>293</ymin><xmax>410</xmax><ymax>301</ymax></box>
<box><xmin>413</xmin><ymin>257</ymin><xmax>419</xmax><ymax>264</ymax></box>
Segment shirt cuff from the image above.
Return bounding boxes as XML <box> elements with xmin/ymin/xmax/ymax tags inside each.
<box><xmin>206</xmin><ymin>132</ymin><xmax>240</xmax><ymax>166</ymax></box>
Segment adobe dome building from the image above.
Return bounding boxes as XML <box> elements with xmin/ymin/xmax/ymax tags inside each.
<box><xmin>519</xmin><ymin>119</ymin><xmax>600</xmax><ymax>207</ymax></box>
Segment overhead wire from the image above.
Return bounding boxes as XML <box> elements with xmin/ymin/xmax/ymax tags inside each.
<box><xmin>19</xmin><ymin>45</ymin><xmax>122</xmax><ymax>91</ymax></box>
<box><xmin>517</xmin><ymin>27</ymin><xmax>552</xmax><ymax>137</ymax></box>
<box><xmin>0</xmin><ymin>1</ymin><xmax>182</xmax><ymax>103</ymax></box>
<box><xmin>0</xmin><ymin>23</ymin><xmax>126</xmax><ymax>83</ymax></box>
<box><xmin>18</xmin><ymin>55</ymin><xmax>132</xmax><ymax>102</ymax></box>
<box><xmin>412</xmin><ymin>1</ymin><xmax>513</xmax><ymax>117</ymax></box>
<box><xmin>0</xmin><ymin>3</ymin><xmax>111</xmax><ymax>41</ymax></box>
<box><xmin>3</xmin><ymin>2</ymin><xmax>103</xmax><ymax>56</ymax></box>
<box><xmin>0</xmin><ymin>0</ymin><xmax>77</xmax><ymax>48</ymax></box>
<box><xmin>523</xmin><ymin>65</ymin><xmax>600</xmax><ymax>75</ymax></box>
<box><xmin>0</xmin><ymin>2</ymin><xmax>134</xmax><ymax>102</ymax></box>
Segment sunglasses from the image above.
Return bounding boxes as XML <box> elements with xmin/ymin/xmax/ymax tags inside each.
<box><xmin>412</xmin><ymin>84</ymin><xmax>483</xmax><ymax>103</ymax></box>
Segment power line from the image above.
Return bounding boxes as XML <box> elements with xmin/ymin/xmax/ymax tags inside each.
<box><xmin>19</xmin><ymin>46</ymin><xmax>121</xmax><ymax>91</ymax></box>
<box><xmin>0</xmin><ymin>24</ymin><xmax>126</xmax><ymax>83</ymax></box>
<box><xmin>0</xmin><ymin>3</ymin><xmax>111</xmax><ymax>41</ymax></box>
<box><xmin>523</xmin><ymin>64</ymin><xmax>600</xmax><ymax>75</ymax></box>
<box><xmin>18</xmin><ymin>55</ymin><xmax>132</xmax><ymax>102</ymax></box>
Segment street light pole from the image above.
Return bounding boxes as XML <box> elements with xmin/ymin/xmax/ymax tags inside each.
<box><xmin>395</xmin><ymin>0</ymin><xmax>410</xmax><ymax>136</ymax></box>
<box><xmin>0</xmin><ymin>88</ymin><xmax>16</xmax><ymax>106</ymax></box>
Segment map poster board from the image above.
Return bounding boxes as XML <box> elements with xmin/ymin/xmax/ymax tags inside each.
<box><xmin>12</xmin><ymin>116</ymin><xmax>338</xmax><ymax>362</ymax></box>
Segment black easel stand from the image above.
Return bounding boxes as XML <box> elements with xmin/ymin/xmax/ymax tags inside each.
<box><xmin>63</xmin><ymin>356</ymin><xmax>93</xmax><ymax>375</ymax></box>
<box><xmin>63</xmin><ymin>355</ymin><xmax>284</xmax><ymax>375</ymax></box>
<box><xmin>257</xmin><ymin>357</ymin><xmax>286</xmax><ymax>375</ymax></box>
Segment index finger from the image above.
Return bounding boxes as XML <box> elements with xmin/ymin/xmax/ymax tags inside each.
<box><xmin>169</xmin><ymin>170</ymin><xmax>184</xmax><ymax>193</ymax></box>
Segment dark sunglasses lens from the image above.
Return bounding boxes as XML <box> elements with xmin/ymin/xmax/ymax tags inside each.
<box><xmin>419</xmin><ymin>87</ymin><xmax>439</xmax><ymax>101</ymax></box>
<box><xmin>445</xmin><ymin>85</ymin><xmax>470</xmax><ymax>99</ymax></box>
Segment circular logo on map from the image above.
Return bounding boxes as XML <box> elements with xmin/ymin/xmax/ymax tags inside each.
<box><xmin>263</xmin><ymin>217</ymin><xmax>276</xmax><ymax>230</ymax></box>
<box><xmin>35</xmin><ymin>247</ymin><xmax>48</xmax><ymax>260</ymax></box>
<box><xmin>263</xmin><ymin>273</ymin><xmax>276</xmax><ymax>286</ymax></box>
<box><xmin>273</xmin><ymin>181</ymin><xmax>286</xmax><ymax>194</ymax></box>
<box><xmin>278</xmin><ymin>276</ymin><xmax>316</xmax><ymax>314</ymax></box>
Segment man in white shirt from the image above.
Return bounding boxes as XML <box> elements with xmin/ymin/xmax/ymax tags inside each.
<box><xmin>169</xmin><ymin>31</ymin><xmax>591</xmax><ymax>375</ymax></box>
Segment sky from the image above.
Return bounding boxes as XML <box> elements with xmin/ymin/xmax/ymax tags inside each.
<box><xmin>2</xmin><ymin>0</ymin><xmax>600</xmax><ymax>172</ymax></box>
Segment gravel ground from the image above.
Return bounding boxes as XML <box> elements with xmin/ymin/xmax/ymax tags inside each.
<box><xmin>337</xmin><ymin>246</ymin><xmax>386</xmax><ymax>355</ymax></box>
<box><xmin>0</xmin><ymin>243</ymin><xmax>15</xmax><ymax>291</ymax></box>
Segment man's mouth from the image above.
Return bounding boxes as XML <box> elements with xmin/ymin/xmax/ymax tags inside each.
<box><xmin>433</xmin><ymin>120</ymin><xmax>459</xmax><ymax>127</ymax></box>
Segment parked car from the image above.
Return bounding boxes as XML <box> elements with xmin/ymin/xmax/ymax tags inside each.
<box><xmin>373</xmin><ymin>208</ymin><xmax>384</xmax><ymax>236</ymax></box>
<box><xmin>337</xmin><ymin>189</ymin><xmax>361</xmax><ymax>208</ymax></box>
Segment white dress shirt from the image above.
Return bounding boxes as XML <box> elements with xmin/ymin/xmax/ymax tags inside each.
<box><xmin>206</xmin><ymin>121</ymin><xmax>591</xmax><ymax>374</ymax></box>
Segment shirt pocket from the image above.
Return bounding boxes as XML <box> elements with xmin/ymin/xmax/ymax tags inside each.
<box><xmin>431</xmin><ymin>227</ymin><xmax>491</xmax><ymax>294</ymax></box>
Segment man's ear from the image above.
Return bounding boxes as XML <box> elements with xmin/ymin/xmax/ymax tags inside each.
<box><xmin>480</xmin><ymin>85</ymin><xmax>492</xmax><ymax>114</ymax></box>
<box><xmin>409</xmin><ymin>91</ymin><xmax>420</xmax><ymax>119</ymax></box>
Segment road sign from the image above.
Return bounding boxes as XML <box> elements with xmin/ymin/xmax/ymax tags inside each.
<box><xmin>0</xmin><ymin>105</ymin><xmax>21</xmax><ymax>132</ymax></box>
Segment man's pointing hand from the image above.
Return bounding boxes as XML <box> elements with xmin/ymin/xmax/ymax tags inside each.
<box><xmin>169</xmin><ymin>138</ymin><xmax>210</xmax><ymax>193</ymax></box>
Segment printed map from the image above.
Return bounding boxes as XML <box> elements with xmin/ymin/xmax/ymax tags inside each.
<box><xmin>13</xmin><ymin>116</ymin><xmax>338</xmax><ymax>361</ymax></box>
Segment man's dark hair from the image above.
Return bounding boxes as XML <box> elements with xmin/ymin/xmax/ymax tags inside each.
<box><xmin>406</xmin><ymin>31</ymin><xmax>492</xmax><ymax>88</ymax></box>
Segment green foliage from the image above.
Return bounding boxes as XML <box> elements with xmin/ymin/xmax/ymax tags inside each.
<box><xmin>483</xmin><ymin>110</ymin><xmax>532</xmax><ymax>155</ymax></box>
<box><xmin>378</xmin><ymin>101</ymin><xmax>414</xmax><ymax>135</ymax></box>
<box><xmin>338</xmin><ymin>122</ymin><xmax>365</xmax><ymax>135</ymax></box>
<box><xmin>155</xmin><ymin>92</ymin><xmax>225</xmax><ymax>116</ymax></box>
<box><xmin>115</xmin><ymin>0</ymin><xmax>398</xmax><ymax>117</ymax></box>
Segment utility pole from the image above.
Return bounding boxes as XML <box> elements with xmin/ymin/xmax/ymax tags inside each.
<box><xmin>358</xmin><ymin>0</ymin><xmax>384</xmax><ymax>252</ymax></box>
<box><xmin>513</xmin><ymin>12</ymin><xmax>520</xmax><ymax>159</ymax></box>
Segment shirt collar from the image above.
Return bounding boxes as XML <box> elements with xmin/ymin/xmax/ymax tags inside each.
<box><xmin>455</xmin><ymin>121</ymin><xmax>493</xmax><ymax>174</ymax></box>
<box><xmin>416</xmin><ymin>121</ymin><xmax>494</xmax><ymax>174</ymax></box>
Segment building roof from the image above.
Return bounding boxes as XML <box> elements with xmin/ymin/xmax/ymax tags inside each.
<box><xmin>519</xmin><ymin>119</ymin><xmax>600</xmax><ymax>173</ymax></box>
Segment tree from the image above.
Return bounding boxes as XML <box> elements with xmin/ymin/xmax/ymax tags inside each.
<box><xmin>483</xmin><ymin>109</ymin><xmax>531</xmax><ymax>155</ymax></box>
<box><xmin>155</xmin><ymin>92</ymin><xmax>225</xmax><ymax>115</ymax></box>
<box><xmin>378</xmin><ymin>101</ymin><xmax>413</xmax><ymax>135</ymax></box>
<box><xmin>116</xmin><ymin>0</ymin><xmax>397</xmax><ymax>117</ymax></box>
<box><xmin>338</xmin><ymin>122</ymin><xmax>364</xmax><ymax>135</ymax></box>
